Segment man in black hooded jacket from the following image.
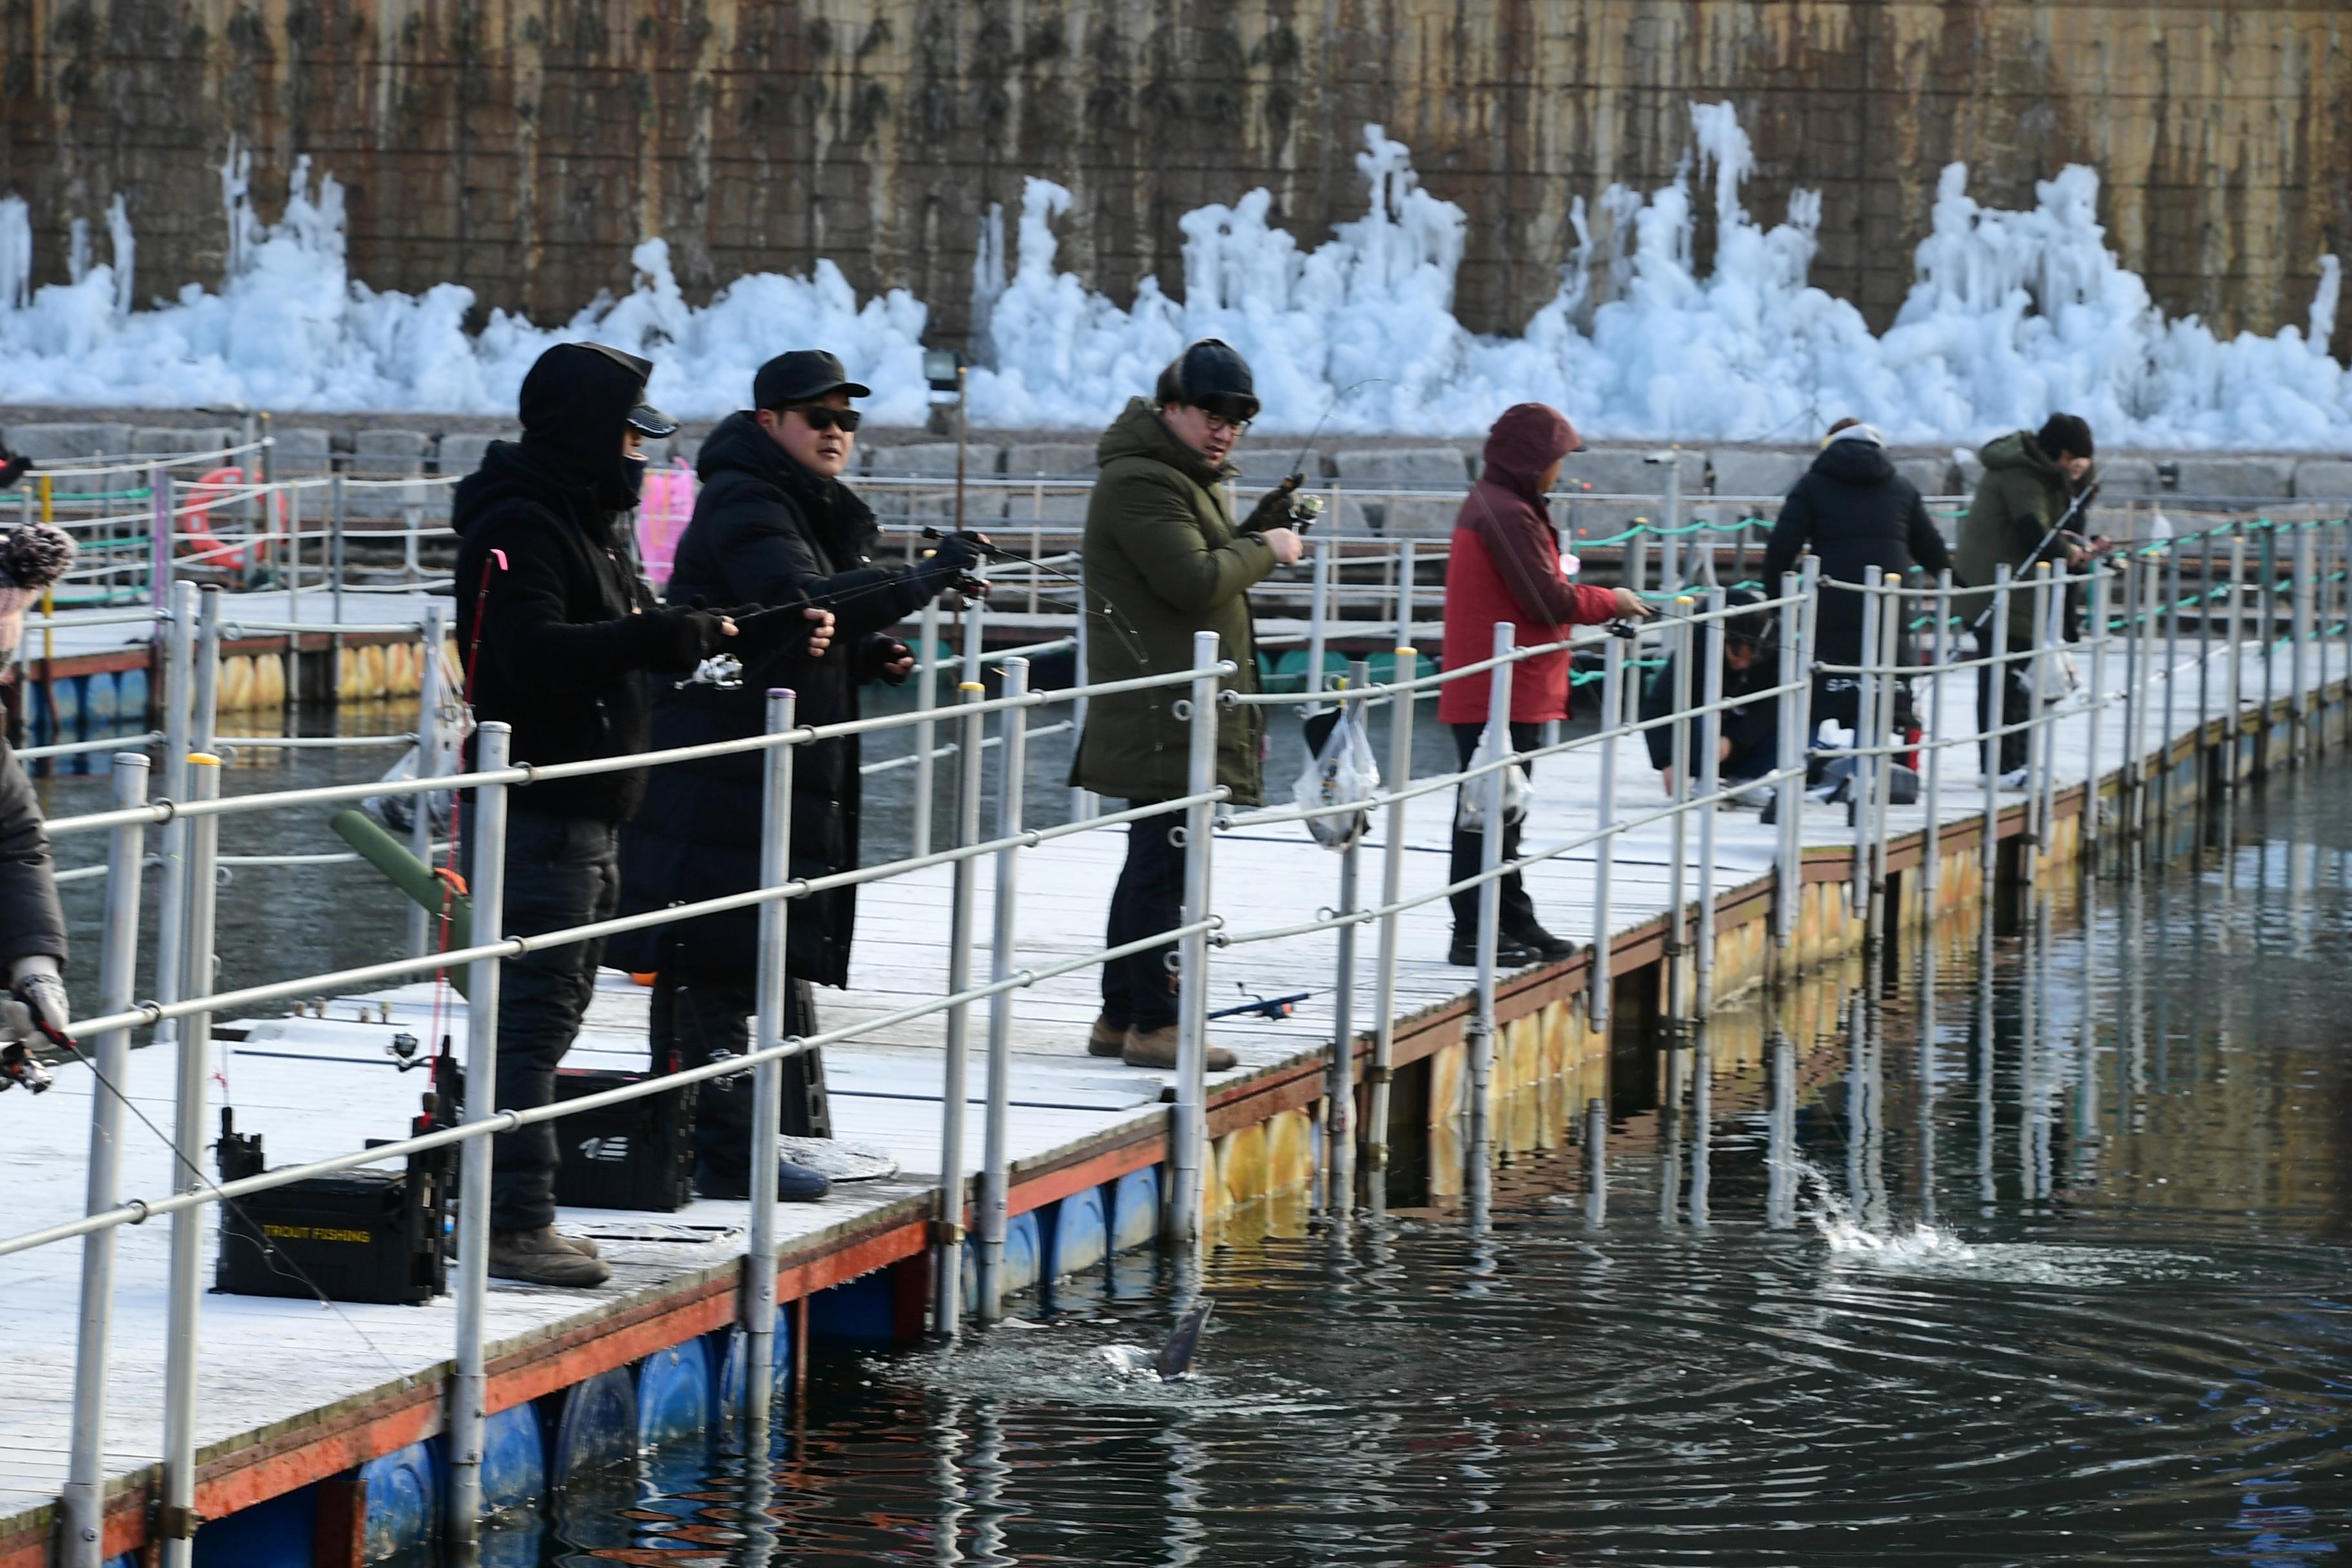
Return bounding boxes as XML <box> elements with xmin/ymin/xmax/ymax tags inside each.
<box><xmin>614</xmin><ymin>349</ymin><xmax>982</xmax><ymax>1203</ymax></box>
<box><xmin>1760</xmin><ymin>420</ymin><xmax>1954</xmax><ymax>738</ymax></box>
<box><xmin>452</xmin><ymin>340</ymin><xmax>823</xmax><ymax>1288</ymax></box>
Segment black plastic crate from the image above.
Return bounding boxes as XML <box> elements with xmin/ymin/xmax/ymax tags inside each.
<box><xmin>441</xmin><ymin>1062</ymin><xmax>698</xmax><ymax>1213</ymax></box>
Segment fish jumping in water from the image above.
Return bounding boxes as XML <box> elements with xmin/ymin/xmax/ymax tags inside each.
<box><xmin>1100</xmin><ymin>1300</ymin><xmax>1215</xmax><ymax>1381</ymax></box>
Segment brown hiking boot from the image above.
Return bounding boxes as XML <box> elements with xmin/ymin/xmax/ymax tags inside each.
<box><xmin>1088</xmin><ymin>1016</ymin><xmax>1128</xmax><ymax>1057</ymax></box>
<box><xmin>552</xmin><ymin>1231</ymin><xmax>599</xmax><ymax>1260</ymax></box>
<box><xmin>489</xmin><ymin>1226</ymin><xmax>611</xmax><ymax>1288</ymax></box>
<box><xmin>1122</xmin><ymin>1024</ymin><xmax>1237</xmax><ymax>1073</ymax></box>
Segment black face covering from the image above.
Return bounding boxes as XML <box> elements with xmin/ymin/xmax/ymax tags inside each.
<box><xmin>516</xmin><ymin>342</ymin><xmax>658</xmax><ymax>513</ymax></box>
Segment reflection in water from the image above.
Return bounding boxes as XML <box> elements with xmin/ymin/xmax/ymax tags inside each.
<box><xmin>487</xmin><ymin>771</ymin><xmax>2352</xmax><ymax>1566</ymax></box>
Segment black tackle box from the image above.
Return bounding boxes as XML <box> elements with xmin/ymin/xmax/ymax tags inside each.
<box><xmin>214</xmin><ymin>1108</ymin><xmax>450</xmax><ymax>1306</ymax></box>
<box><xmin>440</xmin><ymin>1061</ymin><xmax>698</xmax><ymax>1213</ymax></box>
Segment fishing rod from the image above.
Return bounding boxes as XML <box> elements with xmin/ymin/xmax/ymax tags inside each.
<box><xmin>1967</xmin><ymin>478</ymin><xmax>2107</xmax><ymax>631</ymax></box>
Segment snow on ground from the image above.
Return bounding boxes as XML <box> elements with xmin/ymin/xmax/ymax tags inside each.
<box><xmin>0</xmin><ymin>105</ymin><xmax>2344</xmax><ymax>448</ymax></box>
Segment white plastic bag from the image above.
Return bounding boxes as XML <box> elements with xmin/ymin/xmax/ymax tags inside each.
<box><xmin>1292</xmin><ymin>707</ymin><xmax>1381</xmax><ymax>850</ymax></box>
<box><xmin>1453</xmin><ymin>726</ymin><xmax>1531</xmax><ymax>834</ymax></box>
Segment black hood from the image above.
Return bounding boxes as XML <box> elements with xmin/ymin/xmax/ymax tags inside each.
<box><xmin>449</xmin><ymin>438</ymin><xmax>605</xmax><ymax>540</ymax></box>
<box><xmin>1810</xmin><ymin>436</ymin><xmax>1896</xmax><ymax>488</ymax></box>
<box><xmin>516</xmin><ymin>341</ymin><xmax>655</xmax><ymax>512</ymax></box>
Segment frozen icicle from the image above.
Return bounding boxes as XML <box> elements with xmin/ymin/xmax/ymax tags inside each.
<box><xmin>0</xmin><ymin>198</ymin><xmax>28</xmax><ymax>311</ymax></box>
<box><xmin>106</xmin><ymin>194</ymin><xmax>135</xmax><ymax>316</ymax></box>
<box><xmin>2309</xmin><ymin>255</ymin><xmax>2339</xmax><ymax>355</ymax></box>
<box><xmin>66</xmin><ymin>219</ymin><xmax>90</xmax><ymax>288</ymax></box>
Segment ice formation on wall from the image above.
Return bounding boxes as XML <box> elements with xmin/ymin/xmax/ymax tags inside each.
<box><xmin>0</xmin><ymin>104</ymin><xmax>2343</xmax><ymax>449</ymax></box>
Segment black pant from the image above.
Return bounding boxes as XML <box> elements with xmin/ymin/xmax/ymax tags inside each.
<box><xmin>1975</xmin><ymin>651</ymin><xmax>2033</xmax><ymax>775</ymax></box>
<box><xmin>651</xmin><ymin>968</ymin><xmax>830</xmax><ymax>1188</ymax></box>
<box><xmin>487</xmin><ymin>810</ymin><xmax>619</xmax><ymax>1232</ymax></box>
<box><xmin>1449</xmin><ymin>721</ymin><xmax>1542</xmax><ymax>938</ymax></box>
<box><xmin>1101</xmin><ymin>801</ymin><xmax>1186</xmax><ymax>1032</ymax></box>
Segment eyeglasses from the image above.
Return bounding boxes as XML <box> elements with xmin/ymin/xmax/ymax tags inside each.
<box><xmin>790</xmin><ymin>406</ymin><xmax>863</xmax><ymax>433</ymax></box>
<box><xmin>1200</xmin><ymin>412</ymin><xmax>1250</xmax><ymax>436</ymax></box>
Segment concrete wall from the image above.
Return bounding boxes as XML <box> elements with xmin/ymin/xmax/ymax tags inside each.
<box><xmin>4</xmin><ymin>2</ymin><xmax>2346</xmax><ymax>354</ymax></box>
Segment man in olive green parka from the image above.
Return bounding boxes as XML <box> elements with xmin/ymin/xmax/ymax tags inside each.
<box><xmin>1955</xmin><ymin>412</ymin><xmax>2095</xmax><ymax>778</ymax></box>
<box><xmin>1072</xmin><ymin>339</ymin><xmax>1306</xmax><ymax>1069</ymax></box>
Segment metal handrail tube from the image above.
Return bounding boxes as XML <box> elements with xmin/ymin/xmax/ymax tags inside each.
<box><xmin>1693</xmin><ymin>587</ymin><xmax>1725</xmax><ymax>1016</ymax></box>
<box><xmin>744</xmin><ymin>690</ymin><xmax>796</xmax><ymax>1424</ymax></box>
<box><xmin>932</xmin><ymin>682</ymin><xmax>986</xmax><ymax>1335</ymax></box>
<box><xmin>19</xmin><ymin>732</ymin><xmax>164</xmax><ymax>761</ymax></box>
<box><xmin>60</xmin><ymin>754</ymin><xmax>149</xmax><ymax>1568</ymax></box>
<box><xmin>1169</xmin><ymin>630</ymin><xmax>1223</xmax><ymax>1244</ymax></box>
<box><xmin>1365</xmin><ymin>640</ymin><xmax>1415</xmax><ymax>1204</ymax></box>
<box><xmin>446</xmin><ymin>725</ymin><xmax>507</xmax><ymax>1542</ymax></box>
<box><xmin>1467</xmin><ymin>622</ymin><xmax>1513</xmax><ymax>1210</ymax></box>
<box><xmin>976</xmin><ymin>659</ymin><xmax>1030</xmax><ymax>1320</ymax></box>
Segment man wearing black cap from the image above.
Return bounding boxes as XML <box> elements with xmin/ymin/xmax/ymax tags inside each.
<box><xmin>453</xmin><ymin>341</ymin><xmax>828</xmax><ymax>1287</ymax></box>
<box><xmin>616</xmin><ymin>349</ymin><xmax>985</xmax><ymax>1201</ymax></box>
<box><xmin>1957</xmin><ymin>412</ymin><xmax>2095</xmax><ymax>781</ymax></box>
<box><xmin>1072</xmin><ymin>338</ymin><xmax>1306</xmax><ymax>1071</ymax></box>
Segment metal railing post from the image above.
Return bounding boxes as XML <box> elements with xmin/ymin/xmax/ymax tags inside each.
<box><xmin>2160</xmin><ymin>545</ymin><xmax>2182</xmax><ymax>807</ymax></box>
<box><xmin>330</xmin><ymin>473</ymin><xmax>347</xmax><ymax>632</ymax></box>
<box><xmin>1663</xmin><ymin>603</ymin><xmax>1694</xmax><ymax>1023</ymax></box>
<box><xmin>1868</xmin><ymin>573</ymin><xmax>1901</xmax><ymax>941</ymax></box>
<box><xmin>1772</xmin><ymin>571</ymin><xmax>1804</xmax><ymax>951</ymax></box>
<box><xmin>446</xmin><ymin>723</ymin><xmax>511</xmax><ymax>1542</ymax></box>
<box><xmin>1366</xmin><ymin>641</ymin><xmax>1416</xmax><ymax>1206</ymax></box>
<box><xmin>2021</xmin><ymin>564</ymin><xmax>2053</xmax><ymax>891</ymax></box>
<box><xmin>1467</xmin><ymin>622</ymin><xmax>1515</xmax><ymax>1209</ymax></box>
<box><xmin>1921</xmin><ymin>571</ymin><xmax>1952</xmax><ymax>913</ymax></box>
<box><xmin>1694</xmin><ymin>589</ymin><xmax>1724</xmax><ymax>1017</ymax></box>
<box><xmin>2082</xmin><ymin>566</ymin><xmax>2108</xmax><ymax>860</ymax></box>
<box><xmin>157</xmin><ymin>752</ymin><xmax>221</xmax><ymax>1568</ymax></box>
<box><xmin>406</xmin><ymin>600</ymin><xmax>449</xmax><ymax>958</ymax></box>
<box><xmin>2293</xmin><ymin>524</ymin><xmax>2315</xmax><ymax>762</ymax></box>
<box><xmin>193</xmin><ymin>585</ymin><xmax>224</xmax><ymax>756</ymax></box>
<box><xmin>1324</xmin><ymin>660</ymin><xmax>1368</xmax><ymax>1217</ymax></box>
<box><xmin>1850</xmin><ymin>583</ymin><xmax>1880</xmax><ymax>917</ymax></box>
<box><xmin>1981</xmin><ymin>568</ymin><xmax>2011</xmax><ymax>887</ymax></box>
<box><xmin>1168</xmin><ymin>630</ymin><xmax>1223</xmax><ymax>1242</ymax></box>
<box><xmin>2034</xmin><ymin>563</ymin><xmax>2064</xmax><ymax>879</ymax></box>
<box><xmin>2225</xmin><ymin>535</ymin><xmax>2246</xmax><ymax>787</ymax></box>
<box><xmin>61</xmin><ymin>752</ymin><xmax>152</xmax><ymax>1568</ymax></box>
<box><xmin>977</xmin><ymin>657</ymin><xmax>1030</xmax><ymax>1322</ymax></box>
<box><xmin>914</xmin><ymin>595</ymin><xmax>941</xmax><ymax>857</ymax></box>
<box><xmin>2259</xmin><ymin>527</ymin><xmax>2278</xmax><ymax>774</ymax></box>
<box><xmin>745</xmin><ymin>689</ymin><xmax>798</xmax><ymax>1425</ymax></box>
<box><xmin>149</xmin><ymin>466</ymin><xmax>172</xmax><ymax>611</ymax></box>
<box><xmin>1395</xmin><ymin>538</ymin><xmax>1417</xmax><ymax>648</ymax></box>
<box><xmin>932</xmin><ymin>681</ymin><xmax>987</xmax><ymax>1332</ymax></box>
<box><xmin>1589</xmin><ymin>636</ymin><xmax>1622</xmax><ymax>1028</ymax></box>
<box><xmin>1068</xmin><ymin>562</ymin><xmax>1094</xmax><ymax>823</ymax></box>
<box><xmin>1304</xmin><ymin>540</ymin><xmax>1330</xmax><ymax>713</ymax></box>
<box><xmin>152</xmin><ymin>580</ymin><xmax>199</xmax><ymax>1052</ymax></box>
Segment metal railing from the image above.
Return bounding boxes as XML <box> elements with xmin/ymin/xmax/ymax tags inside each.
<box><xmin>0</xmin><ymin>496</ymin><xmax>2344</xmax><ymax>1563</ymax></box>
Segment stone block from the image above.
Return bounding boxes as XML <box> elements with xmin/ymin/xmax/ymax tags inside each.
<box><xmin>1331</xmin><ymin>446</ymin><xmax>1469</xmax><ymax>536</ymax></box>
<box><xmin>1233</xmin><ymin>447</ymin><xmax>1331</xmax><ymax>482</ymax></box>
<box><xmin>2093</xmin><ymin>456</ymin><xmax>2163</xmax><ymax>497</ymax></box>
<box><xmin>1707</xmin><ymin>448</ymin><xmax>1810</xmax><ymax>499</ymax></box>
<box><xmin>2294</xmin><ymin>459</ymin><xmax>2352</xmax><ymax>499</ymax></box>
<box><xmin>2171</xmin><ymin>455</ymin><xmax>2295</xmax><ymax>498</ymax></box>
<box><xmin>271</xmin><ymin>427</ymin><xmax>335</xmax><ymax>474</ymax></box>
<box><xmin>1001</xmin><ymin>442</ymin><xmax>1095</xmax><ymax>524</ymax></box>
<box><xmin>861</xmin><ymin>442</ymin><xmax>1006</xmax><ymax>526</ymax></box>
<box><xmin>1002</xmin><ymin>442</ymin><xmax>1094</xmax><ymax>476</ymax></box>
<box><xmin>346</xmin><ymin>429</ymin><xmax>435</xmax><ymax>518</ymax></box>
<box><xmin>1563</xmin><ymin>446</ymin><xmax>1706</xmax><ymax>504</ymax></box>
<box><xmin>131</xmin><ymin>426</ymin><xmax>239</xmax><ymax>462</ymax></box>
<box><xmin>433</xmin><ymin>433</ymin><xmax>511</xmax><ymax>478</ymax></box>
<box><xmin>1892</xmin><ymin>455</ymin><xmax>1959</xmax><ymax>496</ymax></box>
<box><xmin>5</xmin><ymin>422</ymin><xmax>133</xmax><ymax>495</ymax></box>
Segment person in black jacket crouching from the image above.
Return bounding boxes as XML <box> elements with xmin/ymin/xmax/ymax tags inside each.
<box><xmin>614</xmin><ymin>349</ymin><xmax>984</xmax><ymax>1205</ymax></box>
<box><xmin>453</xmin><ymin>342</ymin><xmax>826</xmax><ymax>1288</ymax></box>
<box><xmin>1759</xmin><ymin>419</ymin><xmax>1953</xmax><ymax>741</ymax></box>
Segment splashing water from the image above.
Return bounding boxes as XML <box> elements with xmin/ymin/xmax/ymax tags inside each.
<box><xmin>0</xmin><ymin>104</ymin><xmax>2342</xmax><ymax>446</ymax></box>
<box><xmin>1779</xmin><ymin>1155</ymin><xmax>1981</xmax><ymax>1264</ymax></box>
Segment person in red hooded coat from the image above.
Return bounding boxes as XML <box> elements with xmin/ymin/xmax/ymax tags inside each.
<box><xmin>1438</xmin><ymin>404</ymin><xmax>1652</xmax><ymax>966</ymax></box>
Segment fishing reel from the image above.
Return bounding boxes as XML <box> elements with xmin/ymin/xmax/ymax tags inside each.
<box><xmin>0</xmin><ymin>1042</ymin><xmax>51</xmax><ymax>1093</ymax></box>
<box><xmin>674</xmin><ymin>652</ymin><xmax>745</xmax><ymax>691</ymax></box>
<box><xmin>1284</xmin><ymin>491</ymin><xmax>1325</xmax><ymax>533</ymax></box>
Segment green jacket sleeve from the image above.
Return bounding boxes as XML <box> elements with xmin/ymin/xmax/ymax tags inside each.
<box><xmin>1112</xmin><ymin>472</ymin><xmax>1279</xmax><ymax>614</ymax></box>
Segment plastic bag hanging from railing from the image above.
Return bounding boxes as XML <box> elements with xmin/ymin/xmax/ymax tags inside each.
<box><xmin>1292</xmin><ymin>704</ymin><xmax>1380</xmax><ymax>850</ymax></box>
<box><xmin>1453</xmin><ymin>725</ymin><xmax>1530</xmax><ymax>834</ymax></box>
<box><xmin>365</xmin><ymin>638</ymin><xmax>474</xmax><ymax>835</ymax></box>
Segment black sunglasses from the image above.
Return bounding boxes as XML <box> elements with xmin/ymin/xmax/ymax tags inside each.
<box><xmin>790</xmin><ymin>405</ymin><xmax>862</xmax><ymax>433</ymax></box>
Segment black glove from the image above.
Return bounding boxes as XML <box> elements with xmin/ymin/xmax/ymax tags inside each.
<box><xmin>0</xmin><ymin>453</ymin><xmax>28</xmax><ymax>491</ymax></box>
<box><xmin>859</xmin><ymin>636</ymin><xmax>914</xmax><ymax>685</ymax></box>
<box><xmin>928</xmin><ymin>531</ymin><xmax>988</xmax><ymax>572</ymax></box>
<box><xmin>641</xmin><ymin>603</ymin><xmax>732</xmax><ymax>672</ymax></box>
<box><xmin>730</xmin><ymin>603</ymin><xmax>829</xmax><ymax>658</ymax></box>
<box><xmin>1241</xmin><ymin>473</ymin><xmax>1304</xmax><ymax>534</ymax></box>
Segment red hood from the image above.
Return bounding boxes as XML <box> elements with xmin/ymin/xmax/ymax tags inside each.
<box><xmin>1480</xmin><ymin>403</ymin><xmax>1580</xmax><ymax>501</ymax></box>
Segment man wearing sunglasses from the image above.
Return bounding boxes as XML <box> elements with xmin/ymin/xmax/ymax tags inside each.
<box><xmin>1073</xmin><ymin>338</ymin><xmax>1306</xmax><ymax>1072</ymax></box>
<box><xmin>616</xmin><ymin>349</ymin><xmax>986</xmax><ymax>1204</ymax></box>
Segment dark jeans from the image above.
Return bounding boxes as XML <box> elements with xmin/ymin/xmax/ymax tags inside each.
<box><xmin>1975</xmin><ymin>652</ymin><xmax>2033</xmax><ymax>775</ymax></box>
<box><xmin>1101</xmin><ymin>801</ymin><xmax>1186</xmax><ymax>1032</ymax></box>
<box><xmin>487</xmin><ymin>810</ymin><xmax>619</xmax><ymax>1232</ymax></box>
<box><xmin>1449</xmin><ymin>721</ymin><xmax>1542</xmax><ymax>938</ymax></box>
<box><xmin>651</xmin><ymin>968</ymin><xmax>830</xmax><ymax>1188</ymax></box>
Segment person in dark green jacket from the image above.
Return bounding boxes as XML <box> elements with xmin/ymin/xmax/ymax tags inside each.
<box><xmin>1955</xmin><ymin>413</ymin><xmax>2094</xmax><ymax>778</ymax></box>
<box><xmin>1072</xmin><ymin>340</ymin><xmax>1306</xmax><ymax>1070</ymax></box>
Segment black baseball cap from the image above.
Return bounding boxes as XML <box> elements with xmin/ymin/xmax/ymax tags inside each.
<box><xmin>754</xmin><ymin>349</ymin><xmax>872</xmax><ymax>411</ymax></box>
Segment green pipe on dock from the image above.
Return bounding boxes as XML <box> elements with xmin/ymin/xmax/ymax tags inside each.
<box><xmin>329</xmin><ymin>808</ymin><xmax>471</xmax><ymax>996</ymax></box>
